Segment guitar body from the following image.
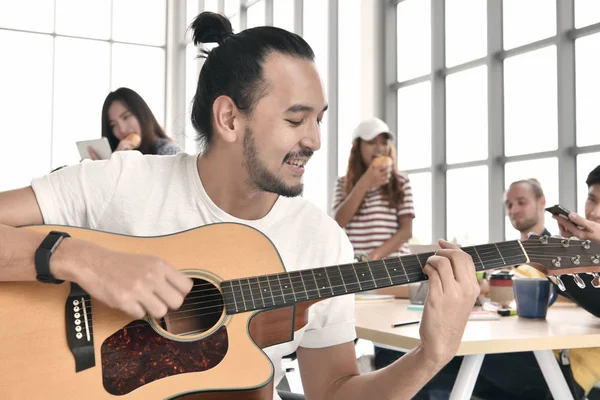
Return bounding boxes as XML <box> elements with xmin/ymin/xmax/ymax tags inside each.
<box><xmin>0</xmin><ymin>223</ymin><xmax>313</xmax><ymax>399</ymax></box>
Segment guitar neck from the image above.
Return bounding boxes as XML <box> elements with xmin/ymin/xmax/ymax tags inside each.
<box><xmin>221</xmin><ymin>240</ymin><xmax>527</xmax><ymax>314</ymax></box>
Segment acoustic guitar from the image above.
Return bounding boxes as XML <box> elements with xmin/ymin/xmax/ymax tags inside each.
<box><xmin>1</xmin><ymin>223</ymin><xmax>599</xmax><ymax>399</ymax></box>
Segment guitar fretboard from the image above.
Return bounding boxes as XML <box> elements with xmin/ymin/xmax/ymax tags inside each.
<box><xmin>221</xmin><ymin>240</ymin><xmax>527</xmax><ymax>314</ymax></box>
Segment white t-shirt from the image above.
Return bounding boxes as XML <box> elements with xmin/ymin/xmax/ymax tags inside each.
<box><xmin>31</xmin><ymin>151</ymin><xmax>357</xmax><ymax>399</ymax></box>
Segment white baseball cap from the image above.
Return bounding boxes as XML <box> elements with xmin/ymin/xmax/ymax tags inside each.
<box><xmin>352</xmin><ymin>117</ymin><xmax>395</xmax><ymax>141</ymax></box>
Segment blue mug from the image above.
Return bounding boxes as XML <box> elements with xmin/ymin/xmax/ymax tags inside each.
<box><xmin>512</xmin><ymin>277</ymin><xmax>558</xmax><ymax>319</ymax></box>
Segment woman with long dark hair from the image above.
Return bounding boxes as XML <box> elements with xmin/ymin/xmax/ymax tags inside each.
<box><xmin>90</xmin><ymin>87</ymin><xmax>181</xmax><ymax>158</ymax></box>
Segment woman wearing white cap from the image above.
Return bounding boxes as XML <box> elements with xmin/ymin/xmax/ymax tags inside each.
<box><xmin>332</xmin><ymin>117</ymin><xmax>416</xmax><ymax>373</ymax></box>
<box><xmin>332</xmin><ymin>117</ymin><xmax>415</xmax><ymax>262</ymax></box>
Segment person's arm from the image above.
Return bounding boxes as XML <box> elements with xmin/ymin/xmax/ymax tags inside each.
<box><xmin>333</xmin><ymin>179</ymin><xmax>369</xmax><ymax>228</ymax></box>
<box><xmin>369</xmin><ymin>175</ymin><xmax>415</xmax><ymax>260</ymax></box>
<box><xmin>334</xmin><ymin>164</ymin><xmax>391</xmax><ymax>228</ymax></box>
<box><xmin>368</xmin><ymin>216</ymin><xmax>413</xmax><ymax>260</ymax></box>
<box><xmin>297</xmin><ymin>240</ymin><xmax>480</xmax><ymax>400</ymax></box>
<box><xmin>0</xmin><ymin>185</ymin><xmax>192</xmax><ymax>319</ymax></box>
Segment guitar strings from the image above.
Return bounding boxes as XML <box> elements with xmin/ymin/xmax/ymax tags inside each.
<box><xmin>80</xmin><ymin>256</ymin><xmax>582</xmax><ymax>325</ymax></box>
<box><xmin>78</xmin><ymin>247</ymin><xmax>590</xmax><ymax>310</ymax></box>
<box><xmin>72</xmin><ymin>240</ymin><xmax>598</xmax><ymax>333</ymax></box>
<box><xmin>78</xmin><ymin>262</ymin><xmax>597</xmax><ymax>336</ymax></box>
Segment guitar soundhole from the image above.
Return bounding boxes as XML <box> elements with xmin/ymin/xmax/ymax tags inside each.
<box><xmin>158</xmin><ymin>278</ymin><xmax>224</xmax><ymax>336</ymax></box>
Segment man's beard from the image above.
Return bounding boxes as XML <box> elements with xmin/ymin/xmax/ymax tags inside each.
<box><xmin>242</xmin><ymin>127</ymin><xmax>305</xmax><ymax>198</ymax></box>
<box><xmin>515</xmin><ymin>216</ymin><xmax>539</xmax><ymax>235</ymax></box>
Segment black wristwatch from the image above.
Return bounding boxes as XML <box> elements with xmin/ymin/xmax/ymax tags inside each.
<box><xmin>35</xmin><ymin>231</ymin><xmax>71</xmax><ymax>284</ymax></box>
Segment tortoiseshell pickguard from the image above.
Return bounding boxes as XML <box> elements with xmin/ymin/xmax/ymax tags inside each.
<box><xmin>101</xmin><ymin>322</ymin><xmax>228</xmax><ymax>395</ymax></box>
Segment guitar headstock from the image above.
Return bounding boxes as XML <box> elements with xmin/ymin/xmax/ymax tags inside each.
<box><xmin>522</xmin><ymin>234</ymin><xmax>600</xmax><ymax>290</ymax></box>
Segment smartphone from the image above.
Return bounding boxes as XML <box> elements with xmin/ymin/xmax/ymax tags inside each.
<box><xmin>545</xmin><ymin>204</ymin><xmax>585</xmax><ymax>229</ymax></box>
<box><xmin>76</xmin><ymin>137</ymin><xmax>112</xmax><ymax>160</ymax></box>
<box><xmin>545</xmin><ymin>204</ymin><xmax>571</xmax><ymax>220</ymax></box>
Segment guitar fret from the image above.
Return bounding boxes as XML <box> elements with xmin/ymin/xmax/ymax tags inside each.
<box><xmin>323</xmin><ymin>268</ymin><xmax>333</xmax><ymax>294</ymax></box>
<box><xmin>339</xmin><ymin>264</ymin><xmax>361</xmax><ymax>292</ymax></box>
<box><xmin>221</xmin><ymin>281</ymin><xmax>235</xmax><ymax>312</ymax></box>
<box><xmin>403</xmin><ymin>255</ymin><xmax>426</xmax><ymax>282</ymax></box>
<box><xmin>351</xmin><ymin>264</ymin><xmax>363</xmax><ymax>290</ymax></box>
<box><xmin>236</xmin><ymin>279</ymin><xmax>248</xmax><ymax>312</ymax></box>
<box><xmin>251</xmin><ymin>277</ymin><xmax>266</xmax><ymax>308</ymax></box>
<box><xmin>301</xmin><ymin>270</ymin><xmax>319</xmax><ymax>300</ymax></box>
<box><xmin>258</xmin><ymin>276</ymin><xmax>274</xmax><ymax>307</ymax></box>
<box><xmin>267</xmin><ymin>275</ymin><xmax>284</xmax><ymax>306</ymax></box>
<box><xmin>385</xmin><ymin>258</ymin><xmax>408</xmax><ymax>286</ymax></box>
<box><xmin>277</xmin><ymin>273</ymin><xmax>294</xmax><ymax>304</ymax></box>
<box><xmin>399</xmin><ymin>256</ymin><xmax>409</xmax><ymax>282</ymax></box>
<box><xmin>246</xmin><ymin>278</ymin><xmax>256</xmax><ymax>309</ymax></box>
<box><xmin>337</xmin><ymin>265</ymin><xmax>349</xmax><ymax>293</ymax></box>
<box><xmin>230</xmin><ymin>282</ymin><xmax>240</xmax><ymax>312</ymax></box>
<box><xmin>313</xmin><ymin>268</ymin><xmax>333</xmax><ymax>297</ymax></box>
<box><xmin>369</xmin><ymin>260</ymin><xmax>393</xmax><ymax>287</ymax></box>
<box><xmin>285</xmin><ymin>273</ymin><xmax>297</xmax><ymax>302</ymax></box>
<box><xmin>353</xmin><ymin>261</ymin><xmax>376</xmax><ymax>291</ymax></box>
<box><xmin>494</xmin><ymin>243</ymin><xmax>506</xmax><ymax>265</ymax></box>
<box><xmin>473</xmin><ymin>246</ymin><xmax>485</xmax><ymax>269</ymax></box>
<box><xmin>366</xmin><ymin>261</ymin><xmax>378</xmax><ymax>288</ymax></box>
<box><xmin>311</xmin><ymin>270</ymin><xmax>322</xmax><ymax>298</ymax></box>
<box><xmin>289</xmin><ymin>271</ymin><xmax>308</xmax><ymax>301</ymax></box>
<box><xmin>324</xmin><ymin>266</ymin><xmax>346</xmax><ymax>296</ymax></box>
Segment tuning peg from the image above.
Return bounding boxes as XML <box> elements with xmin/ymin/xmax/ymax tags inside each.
<box><xmin>538</xmin><ymin>235</ymin><xmax>549</xmax><ymax>244</ymax></box>
<box><xmin>570</xmin><ymin>274</ymin><xmax>586</xmax><ymax>289</ymax></box>
<box><xmin>583</xmin><ymin>240</ymin><xmax>592</xmax><ymax>250</ymax></box>
<box><xmin>552</xmin><ymin>257</ymin><xmax>562</xmax><ymax>268</ymax></box>
<box><xmin>553</xmin><ymin>275</ymin><xmax>566</xmax><ymax>291</ymax></box>
<box><xmin>591</xmin><ymin>254</ymin><xmax>600</xmax><ymax>264</ymax></box>
<box><xmin>571</xmin><ymin>255</ymin><xmax>581</xmax><ymax>265</ymax></box>
<box><xmin>587</xmin><ymin>273</ymin><xmax>600</xmax><ymax>288</ymax></box>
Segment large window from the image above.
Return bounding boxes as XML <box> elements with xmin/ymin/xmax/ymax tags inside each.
<box><xmin>302</xmin><ymin>0</ymin><xmax>329</xmax><ymax>213</ymax></box>
<box><xmin>396</xmin><ymin>0</ymin><xmax>430</xmax><ymax>82</ymax></box>
<box><xmin>273</xmin><ymin>0</ymin><xmax>295</xmax><ymax>33</ymax></box>
<box><xmin>447</xmin><ymin>166</ymin><xmax>489</xmax><ymax>245</ymax></box>
<box><xmin>575</xmin><ymin>34</ymin><xmax>600</xmax><ymax>147</ymax></box>
<box><xmin>397</xmin><ymin>82</ymin><xmax>431</xmax><ymax>171</ymax></box>
<box><xmin>246</xmin><ymin>0</ymin><xmax>266</xmax><ymax>29</ymax></box>
<box><xmin>504</xmin><ymin>46</ymin><xmax>557</xmax><ymax>157</ymax></box>
<box><xmin>337</xmin><ymin>0</ymin><xmax>361</xmax><ymax>176</ymax></box>
<box><xmin>502</xmin><ymin>0</ymin><xmax>556</xmax><ymax>50</ymax></box>
<box><xmin>409</xmin><ymin>172</ymin><xmax>432</xmax><ymax>245</ymax></box>
<box><xmin>446</xmin><ymin>66</ymin><xmax>488</xmax><ymax>164</ymax></box>
<box><xmin>0</xmin><ymin>0</ymin><xmax>167</xmax><ymax>191</ymax></box>
<box><xmin>577</xmin><ymin>153</ymin><xmax>600</xmax><ymax>215</ymax></box>
<box><xmin>390</xmin><ymin>0</ymin><xmax>600</xmax><ymax>244</ymax></box>
<box><xmin>445</xmin><ymin>0</ymin><xmax>487</xmax><ymax>67</ymax></box>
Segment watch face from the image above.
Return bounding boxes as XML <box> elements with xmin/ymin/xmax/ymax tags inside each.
<box><xmin>35</xmin><ymin>231</ymin><xmax>70</xmax><ymax>285</ymax></box>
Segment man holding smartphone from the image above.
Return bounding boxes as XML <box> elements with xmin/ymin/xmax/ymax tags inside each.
<box><xmin>555</xmin><ymin>165</ymin><xmax>600</xmax><ymax>244</ymax></box>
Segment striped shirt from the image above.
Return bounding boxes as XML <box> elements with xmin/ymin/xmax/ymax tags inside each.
<box><xmin>333</xmin><ymin>173</ymin><xmax>415</xmax><ymax>258</ymax></box>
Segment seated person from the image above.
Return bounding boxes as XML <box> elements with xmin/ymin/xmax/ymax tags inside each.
<box><xmin>90</xmin><ymin>87</ymin><xmax>182</xmax><ymax>158</ymax></box>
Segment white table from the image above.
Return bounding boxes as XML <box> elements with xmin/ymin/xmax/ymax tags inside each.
<box><xmin>355</xmin><ymin>299</ymin><xmax>600</xmax><ymax>400</ymax></box>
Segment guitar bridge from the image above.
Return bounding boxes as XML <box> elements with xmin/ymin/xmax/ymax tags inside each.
<box><xmin>65</xmin><ymin>283</ymin><xmax>95</xmax><ymax>372</ymax></box>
